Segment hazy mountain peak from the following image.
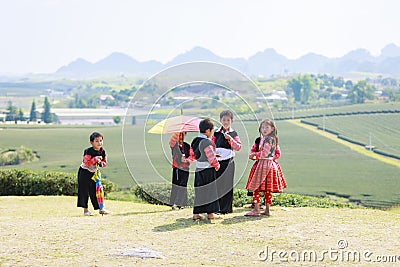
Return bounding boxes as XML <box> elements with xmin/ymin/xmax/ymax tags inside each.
<box><xmin>57</xmin><ymin>58</ymin><xmax>92</xmax><ymax>72</ymax></box>
<box><xmin>342</xmin><ymin>48</ymin><xmax>374</xmax><ymax>62</ymax></box>
<box><xmin>249</xmin><ymin>48</ymin><xmax>286</xmax><ymax>61</ymax></box>
<box><xmin>298</xmin><ymin>52</ymin><xmax>328</xmax><ymax>60</ymax></box>
<box><xmin>166</xmin><ymin>46</ymin><xmax>221</xmax><ymax>66</ymax></box>
<box><xmin>72</xmin><ymin>58</ymin><xmax>91</xmax><ymax>64</ymax></box>
<box><xmin>97</xmin><ymin>52</ymin><xmax>138</xmax><ymax>65</ymax></box>
<box><xmin>176</xmin><ymin>46</ymin><xmax>218</xmax><ymax>59</ymax></box>
<box><xmin>380</xmin><ymin>43</ymin><xmax>400</xmax><ymax>59</ymax></box>
<box><xmin>54</xmin><ymin>44</ymin><xmax>400</xmax><ymax>78</ymax></box>
<box><xmin>263</xmin><ymin>48</ymin><xmax>279</xmax><ymax>54</ymax></box>
<box><xmin>190</xmin><ymin>46</ymin><xmax>218</xmax><ymax>56</ymax></box>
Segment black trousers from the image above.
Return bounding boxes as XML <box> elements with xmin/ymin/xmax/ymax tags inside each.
<box><xmin>193</xmin><ymin>167</ymin><xmax>219</xmax><ymax>214</ymax></box>
<box><xmin>170</xmin><ymin>168</ymin><xmax>189</xmax><ymax>207</ymax></box>
<box><xmin>77</xmin><ymin>167</ymin><xmax>100</xmax><ymax>210</ymax></box>
<box><xmin>216</xmin><ymin>159</ymin><xmax>234</xmax><ymax>214</ymax></box>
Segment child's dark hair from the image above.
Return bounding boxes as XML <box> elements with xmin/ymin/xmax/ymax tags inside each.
<box><xmin>90</xmin><ymin>132</ymin><xmax>103</xmax><ymax>142</ymax></box>
<box><xmin>259</xmin><ymin>118</ymin><xmax>278</xmax><ymax>144</ymax></box>
<box><xmin>199</xmin><ymin>118</ymin><xmax>214</xmax><ymax>133</ymax></box>
<box><xmin>220</xmin><ymin>110</ymin><xmax>234</xmax><ymax>120</ymax></box>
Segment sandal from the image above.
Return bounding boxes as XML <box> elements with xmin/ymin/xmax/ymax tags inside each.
<box><xmin>99</xmin><ymin>209</ymin><xmax>110</xmax><ymax>215</ymax></box>
<box><xmin>245</xmin><ymin>210</ymin><xmax>261</xmax><ymax>217</ymax></box>
<box><xmin>192</xmin><ymin>214</ymin><xmax>202</xmax><ymax>221</ymax></box>
<box><xmin>260</xmin><ymin>212</ymin><xmax>270</xmax><ymax>216</ymax></box>
<box><xmin>207</xmin><ymin>213</ymin><xmax>222</xmax><ymax>220</ymax></box>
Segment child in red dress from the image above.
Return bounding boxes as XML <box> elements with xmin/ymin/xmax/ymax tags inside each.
<box><xmin>245</xmin><ymin>119</ymin><xmax>286</xmax><ymax>216</ymax></box>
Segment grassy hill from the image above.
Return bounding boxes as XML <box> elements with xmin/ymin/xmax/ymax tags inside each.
<box><xmin>0</xmin><ymin>196</ymin><xmax>399</xmax><ymax>266</ymax></box>
<box><xmin>1</xmin><ymin>116</ymin><xmax>399</xmax><ymax>207</ymax></box>
<box><xmin>235</xmin><ymin>102</ymin><xmax>400</xmax><ymax>121</ymax></box>
<box><xmin>0</xmin><ymin>125</ymin><xmax>135</xmax><ymax>187</ymax></box>
<box><xmin>302</xmin><ymin>113</ymin><xmax>400</xmax><ymax>158</ymax></box>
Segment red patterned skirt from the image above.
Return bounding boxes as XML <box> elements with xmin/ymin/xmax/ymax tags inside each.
<box><xmin>246</xmin><ymin>159</ymin><xmax>286</xmax><ymax>192</ymax></box>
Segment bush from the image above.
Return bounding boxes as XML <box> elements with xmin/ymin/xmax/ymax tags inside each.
<box><xmin>300</xmin><ymin>120</ymin><xmax>319</xmax><ymax>127</ymax></box>
<box><xmin>373</xmin><ymin>149</ymin><xmax>400</xmax><ymax>160</ymax></box>
<box><xmin>132</xmin><ymin>184</ymin><xmax>355</xmax><ymax>208</ymax></box>
<box><xmin>0</xmin><ymin>146</ymin><xmax>39</xmax><ymax>166</ymax></box>
<box><xmin>132</xmin><ymin>183</ymin><xmax>195</xmax><ymax>206</ymax></box>
<box><xmin>272</xmin><ymin>193</ymin><xmax>355</xmax><ymax>208</ymax></box>
<box><xmin>233</xmin><ymin>188</ymin><xmax>252</xmax><ymax>207</ymax></box>
<box><xmin>337</xmin><ymin>135</ymin><xmax>366</xmax><ymax>146</ymax></box>
<box><xmin>0</xmin><ymin>169</ymin><xmax>117</xmax><ymax>196</ymax></box>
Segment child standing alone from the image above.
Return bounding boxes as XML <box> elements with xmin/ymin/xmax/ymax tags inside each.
<box><xmin>245</xmin><ymin>119</ymin><xmax>286</xmax><ymax>216</ymax></box>
<box><xmin>77</xmin><ymin>132</ymin><xmax>110</xmax><ymax>216</ymax></box>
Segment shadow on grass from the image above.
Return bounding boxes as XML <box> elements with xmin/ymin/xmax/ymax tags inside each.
<box><xmin>112</xmin><ymin>209</ymin><xmax>171</xmax><ymax>216</ymax></box>
<box><xmin>153</xmin><ymin>217</ymin><xmax>213</xmax><ymax>232</ymax></box>
<box><xmin>220</xmin><ymin>215</ymin><xmax>263</xmax><ymax>225</ymax></box>
<box><xmin>217</xmin><ymin>207</ymin><xmax>266</xmax><ymax>224</ymax></box>
<box><xmin>232</xmin><ymin>207</ymin><xmax>250</xmax><ymax>213</ymax></box>
<box><xmin>153</xmin><ymin>208</ymin><xmax>264</xmax><ymax>232</ymax></box>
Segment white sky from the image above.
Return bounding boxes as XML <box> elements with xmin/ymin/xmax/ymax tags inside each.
<box><xmin>0</xmin><ymin>0</ymin><xmax>399</xmax><ymax>74</ymax></box>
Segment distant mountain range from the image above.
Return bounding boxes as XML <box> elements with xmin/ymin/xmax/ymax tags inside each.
<box><xmin>55</xmin><ymin>44</ymin><xmax>400</xmax><ymax>78</ymax></box>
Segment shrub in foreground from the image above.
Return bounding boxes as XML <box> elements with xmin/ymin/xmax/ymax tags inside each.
<box><xmin>0</xmin><ymin>146</ymin><xmax>39</xmax><ymax>166</ymax></box>
<box><xmin>131</xmin><ymin>183</ymin><xmax>356</xmax><ymax>208</ymax></box>
<box><xmin>0</xmin><ymin>169</ymin><xmax>117</xmax><ymax>196</ymax></box>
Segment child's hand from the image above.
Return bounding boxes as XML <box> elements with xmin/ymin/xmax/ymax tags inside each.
<box><xmin>224</xmin><ymin>133</ymin><xmax>232</xmax><ymax>141</ymax></box>
<box><xmin>96</xmin><ymin>156</ymin><xmax>103</xmax><ymax>163</ymax></box>
<box><xmin>249</xmin><ymin>153</ymin><xmax>256</xmax><ymax>160</ymax></box>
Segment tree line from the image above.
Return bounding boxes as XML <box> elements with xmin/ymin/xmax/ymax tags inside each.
<box><xmin>286</xmin><ymin>74</ymin><xmax>399</xmax><ymax>104</ymax></box>
<box><xmin>3</xmin><ymin>97</ymin><xmax>55</xmax><ymax>123</ymax></box>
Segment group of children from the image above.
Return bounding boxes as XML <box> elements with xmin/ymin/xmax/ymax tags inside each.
<box><xmin>77</xmin><ymin>110</ymin><xmax>287</xmax><ymax>218</ymax></box>
<box><xmin>169</xmin><ymin>110</ymin><xmax>287</xmax><ymax>220</ymax></box>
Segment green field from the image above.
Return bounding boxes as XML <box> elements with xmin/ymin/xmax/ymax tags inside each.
<box><xmin>238</xmin><ymin>102</ymin><xmax>400</xmax><ymax>121</ymax></box>
<box><xmin>0</xmin><ymin>125</ymin><xmax>134</xmax><ymax>186</ymax></box>
<box><xmin>1</xmin><ymin>119</ymin><xmax>399</xmax><ymax>208</ymax></box>
<box><xmin>277</xmin><ymin>121</ymin><xmax>400</xmax><ymax>207</ymax></box>
<box><xmin>303</xmin><ymin>113</ymin><xmax>400</xmax><ymax>158</ymax></box>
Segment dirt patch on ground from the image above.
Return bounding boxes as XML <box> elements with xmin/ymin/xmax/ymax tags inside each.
<box><xmin>0</xmin><ymin>196</ymin><xmax>399</xmax><ymax>266</ymax></box>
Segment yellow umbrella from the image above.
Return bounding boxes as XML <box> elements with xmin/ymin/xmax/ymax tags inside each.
<box><xmin>148</xmin><ymin>115</ymin><xmax>201</xmax><ymax>134</ymax></box>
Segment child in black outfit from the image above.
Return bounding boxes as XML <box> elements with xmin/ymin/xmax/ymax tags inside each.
<box><xmin>212</xmin><ymin>110</ymin><xmax>242</xmax><ymax>214</ymax></box>
<box><xmin>191</xmin><ymin>119</ymin><xmax>221</xmax><ymax>220</ymax></box>
<box><xmin>169</xmin><ymin>132</ymin><xmax>195</xmax><ymax>209</ymax></box>
<box><xmin>77</xmin><ymin>132</ymin><xmax>110</xmax><ymax>216</ymax></box>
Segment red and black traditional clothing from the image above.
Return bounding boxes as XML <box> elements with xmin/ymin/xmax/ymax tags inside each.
<box><xmin>191</xmin><ymin>134</ymin><xmax>220</xmax><ymax>215</ymax></box>
<box><xmin>246</xmin><ymin>136</ymin><xmax>286</xmax><ymax>204</ymax></box>
<box><xmin>169</xmin><ymin>133</ymin><xmax>195</xmax><ymax>207</ymax></box>
<box><xmin>212</xmin><ymin>127</ymin><xmax>241</xmax><ymax>214</ymax></box>
<box><xmin>77</xmin><ymin>147</ymin><xmax>107</xmax><ymax>210</ymax></box>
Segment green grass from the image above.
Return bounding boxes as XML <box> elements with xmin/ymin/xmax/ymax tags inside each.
<box><xmin>238</xmin><ymin>102</ymin><xmax>400</xmax><ymax>120</ymax></box>
<box><xmin>0</xmin><ymin>196</ymin><xmax>399</xmax><ymax>266</ymax></box>
<box><xmin>303</xmin><ymin>113</ymin><xmax>400</xmax><ymax>158</ymax></box>
<box><xmin>0</xmin><ymin>125</ymin><xmax>135</xmax><ymax>188</ymax></box>
<box><xmin>276</xmin><ymin>120</ymin><xmax>400</xmax><ymax>207</ymax></box>
<box><xmin>1</xmin><ymin>118</ymin><xmax>399</xmax><ymax>207</ymax></box>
